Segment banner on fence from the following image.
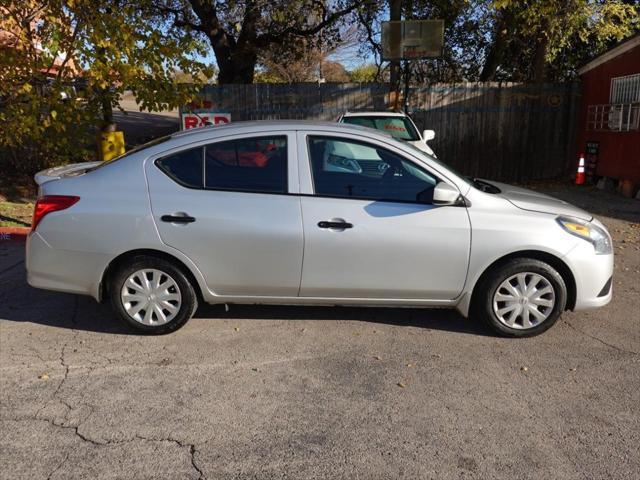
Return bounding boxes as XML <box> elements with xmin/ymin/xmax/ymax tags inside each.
<box><xmin>181</xmin><ymin>112</ymin><xmax>231</xmax><ymax>130</ymax></box>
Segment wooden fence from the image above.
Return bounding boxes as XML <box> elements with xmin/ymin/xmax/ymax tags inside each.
<box><xmin>190</xmin><ymin>82</ymin><xmax>581</xmax><ymax>182</ymax></box>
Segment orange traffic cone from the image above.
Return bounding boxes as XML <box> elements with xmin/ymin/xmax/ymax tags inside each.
<box><xmin>575</xmin><ymin>154</ymin><xmax>586</xmax><ymax>185</ymax></box>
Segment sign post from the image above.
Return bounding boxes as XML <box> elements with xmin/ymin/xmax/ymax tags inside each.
<box><xmin>381</xmin><ymin>20</ymin><xmax>444</xmax><ymax>112</ymax></box>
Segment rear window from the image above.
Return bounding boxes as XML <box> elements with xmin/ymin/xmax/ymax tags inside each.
<box><xmin>88</xmin><ymin>135</ymin><xmax>172</xmax><ymax>173</ymax></box>
<box><xmin>341</xmin><ymin>116</ymin><xmax>420</xmax><ymax>141</ymax></box>
<box><xmin>205</xmin><ymin>136</ymin><xmax>287</xmax><ymax>193</ymax></box>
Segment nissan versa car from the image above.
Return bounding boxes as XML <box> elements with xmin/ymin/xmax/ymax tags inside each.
<box><xmin>26</xmin><ymin>121</ymin><xmax>613</xmax><ymax>336</ymax></box>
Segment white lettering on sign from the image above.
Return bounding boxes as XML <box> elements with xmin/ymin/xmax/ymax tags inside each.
<box><xmin>181</xmin><ymin>112</ymin><xmax>231</xmax><ymax>130</ymax></box>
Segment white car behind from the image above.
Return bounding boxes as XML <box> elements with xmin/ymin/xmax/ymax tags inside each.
<box><xmin>338</xmin><ymin>111</ymin><xmax>437</xmax><ymax>157</ymax></box>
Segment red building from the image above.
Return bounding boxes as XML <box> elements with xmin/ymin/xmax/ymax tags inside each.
<box><xmin>576</xmin><ymin>34</ymin><xmax>640</xmax><ymax>194</ymax></box>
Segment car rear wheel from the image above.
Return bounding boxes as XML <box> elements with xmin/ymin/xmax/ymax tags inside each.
<box><xmin>472</xmin><ymin>258</ymin><xmax>567</xmax><ymax>337</ymax></box>
<box><xmin>109</xmin><ymin>256</ymin><xmax>198</xmax><ymax>334</ymax></box>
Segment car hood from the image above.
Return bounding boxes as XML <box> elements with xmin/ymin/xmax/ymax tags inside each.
<box><xmin>483</xmin><ymin>180</ymin><xmax>592</xmax><ymax>221</ymax></box>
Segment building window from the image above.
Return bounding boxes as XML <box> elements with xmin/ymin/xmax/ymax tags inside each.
<box><xmin>610</xmin><ymin>74</ymin><xmax>640</xmax><ymax>104</ymax></box>
<box><xmin>587</xmin><ymin>73</ymin><xmax>640</xmax><ymax>132</ymax></box>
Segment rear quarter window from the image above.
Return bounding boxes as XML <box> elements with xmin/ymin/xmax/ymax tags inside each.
<box><xmin>156</xmin><ymin>148</ymin><xmax>203</xmax><ymax>188</ymax></box>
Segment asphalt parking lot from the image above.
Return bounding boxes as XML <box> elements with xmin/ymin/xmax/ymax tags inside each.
<box><xmin>1</xmin><ymin>186</ymin><xmax>638</xmax><ymax>480</ymax></box>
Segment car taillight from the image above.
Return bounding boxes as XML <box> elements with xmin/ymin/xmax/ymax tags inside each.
<box><xmin>32</xmin><ymin>195</ymin><xmax>80</xmax><ymax>230</ymax></box>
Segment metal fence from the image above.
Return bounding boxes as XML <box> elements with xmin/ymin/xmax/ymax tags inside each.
<box><xmin>191</xmin><ymin>82</ymin><xmax>580</xmax><ymax>182</ymax></box>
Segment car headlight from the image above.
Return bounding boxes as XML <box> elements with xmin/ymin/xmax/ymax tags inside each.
<box><xmin>556</xmin><ymin>216</ymin><xmax>612</xmax><ymax>254</ymax></box>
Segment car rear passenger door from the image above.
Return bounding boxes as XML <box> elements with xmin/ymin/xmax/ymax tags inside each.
<box><xmin>297</xmin><ymin>132</ymin><xmax>471</xmax><ymax>301</ymax></box>
<box><xmin>146</xmin><ymin>132</ymin><xmax>303</xmax><ymax>297</ymax></box>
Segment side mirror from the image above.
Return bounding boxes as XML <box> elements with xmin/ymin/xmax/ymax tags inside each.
<box><xmin>433</xmin><ymin>182</ymin><xmax>462</xmax><ymax>206</ymax></box>
<box><xmin>422</xmin><ymin>129</ymin><xmax>435</xmax><ymax>142</ymax></box>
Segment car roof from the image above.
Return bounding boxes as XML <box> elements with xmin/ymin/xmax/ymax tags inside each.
<box><xmin>120</xmin><ymin>120</ymin><xmax>470</xmax><ymax>195</ymax></box>
<box><xmin>170</xmin><ymin>120</ymin><xmax>396</xmax><ymax>143</ymax></box>
<box><xmin>341</xmin><ymin>111</ymin><xmax>408</xmax><ymax>118</ymax></box>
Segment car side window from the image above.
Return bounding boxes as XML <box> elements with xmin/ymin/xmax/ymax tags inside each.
<box><xmin>205</xmin><ymin>136</ymin><xmax>287</xmax><ymax>193</ymax></box>
<box><xmin>308</xmin><ymin>136</ymin><xmax>437</xmax><ymax>203</ymax></box>
<box><xmin>156</xmin><ymin>147</ymin><xmax>203</xmax><ymax>188</ymax></box>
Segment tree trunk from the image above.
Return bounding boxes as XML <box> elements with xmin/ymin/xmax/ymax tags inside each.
<box><xmin>532</xmin><ymin>33</ymin><xmax>548</xmax><ymax>83</ymax></box>
<box><xmin>206</xmin><ymin>27</ymin><xmax>258</xmax><ymax>84</ymax></box>
<box><xmin>216</xmin><ymin>50</ymin><xmax>258</xmax><ymax>84</ymax></box>
<box><xmin>100</xmin><ymin>90</ymin><xmax>114</xmax><ymax>130</ymax></box>
<box><xmin>479</xmin><ymin>9</ymin><xmax>513</xmax><ymax>81</ymax></box>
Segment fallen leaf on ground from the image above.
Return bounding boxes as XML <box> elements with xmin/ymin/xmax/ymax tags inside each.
<box><xmin>520</xmin><ymin>366</ymin><xmax>528</xmax><ymax>372</ymax></box>
<box><xmin>397</xmin><ymin>382</ymin><xmax>406</xmax><ymax>388</ymax></box>
<box><xmin>38</xmin><ymin>373</ymin><xmax>49</xmax><ymax>380</ymax></box>
<box><xmin>234</xmin><ymin>327</ymin><xmax>240</xmax><ymax>332</ymax></box>
<box><xmin>373</xmin><ymin>355</ymin><xmax>382</xmax><ymax>360</ymax></box>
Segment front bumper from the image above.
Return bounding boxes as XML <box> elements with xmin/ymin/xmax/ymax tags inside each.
<box><xmin>563</xmin><ymin>239</ymin><xmax>613</xmax><ymax>311</ymax></box>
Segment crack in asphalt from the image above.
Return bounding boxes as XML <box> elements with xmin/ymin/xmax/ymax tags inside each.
<box><xmin>11</xmin><ymin>417</ymin><xmax>208</xmax><ymax>479</ymax></box>
<box><xmin>35</xmin><ymin>297</ymin><xmax>79</xmax><ymax>420</ymax></box>
<box><xmin>134</xmin><ymin>436</ymin><xmax>206</xmax><ymax>480</ymax></box>
<box><xmin>565</xmin><ymin>320</ymin><xmax>638</xmax><ymax>356</ymax></box>
<box><xmin>46</xmin><ymin>452</ymin><xmax>70</xmax><ymax>480</ymax></box>
<box><xmin>22</xmin><ymin>295</ymin><xmax>207</xmax><ymax>480</ymax></box>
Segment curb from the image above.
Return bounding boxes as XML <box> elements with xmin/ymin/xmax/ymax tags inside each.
<box><xmin>0</xmin><ymin>227</ymin><xmax>31</xmax><ymax>243</ymax></box>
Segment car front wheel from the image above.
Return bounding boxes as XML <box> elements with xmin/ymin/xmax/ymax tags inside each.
<box><xmin>109</xmin><ymin>256</ymin><xmax>198</xmax><ymax>334</ymax></box>
<box><xmin>472</xmin><ymin>258</ymin><xmax>567</xmax><ymax>337</ymax></box>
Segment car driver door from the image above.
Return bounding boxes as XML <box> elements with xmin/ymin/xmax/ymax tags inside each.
<box><xmin>297</xmin><ymin>132</ymin><xmax>471</xmax><ymax>301</ymax></box>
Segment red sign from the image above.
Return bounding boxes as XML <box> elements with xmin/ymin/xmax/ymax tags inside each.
<box><xmin>181</xmin><ymin>112</ymin><xmax>231</xmax><ymax>130</ymax></box>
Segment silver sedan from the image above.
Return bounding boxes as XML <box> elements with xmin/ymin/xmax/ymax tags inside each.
<box><xmin>26</xmin><ymin>121</ymin><xmax>613</xmax><ymax>336</ymax></box>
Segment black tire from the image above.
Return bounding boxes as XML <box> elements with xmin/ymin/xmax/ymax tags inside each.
<box><xmin>109</xmin><ymin>255</ymin><xmax>198</xmax><ymax>334</ymax></box>
<box><xmin>472</xmin><ymin>258</ymin><xmax>567</xmax><ymax>337</ymax></box>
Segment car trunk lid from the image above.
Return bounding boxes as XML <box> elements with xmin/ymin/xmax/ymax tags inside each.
<box><xmin>34</xmin><ymin>161</ymin><xmax>102</xmax><ymax>186</ymax></box>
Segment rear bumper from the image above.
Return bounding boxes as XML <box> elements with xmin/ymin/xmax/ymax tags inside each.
<box><xmin>26</xmin><ymin>231</ymin><xmax>108</xmax><ymax>300</ymax></box>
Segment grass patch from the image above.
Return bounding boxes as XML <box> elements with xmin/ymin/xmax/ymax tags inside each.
<box><xmin>0</xmin><ymin>198</ymin><xmax>34</xmax><ymax>228</ymax></box>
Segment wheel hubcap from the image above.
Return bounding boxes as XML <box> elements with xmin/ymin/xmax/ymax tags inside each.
<box><xmin>492</xmin><ymin>272</ymin><xmax>555</xmax><ymax>330</ymax></box>
<box><xmin>121</xmin><ymin>269</ymin><xmax>181</xmax><ymax>326</ymax></box>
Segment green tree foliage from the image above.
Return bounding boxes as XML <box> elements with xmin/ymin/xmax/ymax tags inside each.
<box><xmin>0</xmin><ymin>0</ymin><xmax>212</xmax><ymax>177</ymax></box>
<box><xmin>356</xmin><ymin>0</ymin><xmax>639</xmax><ymax>84</ymax></box>
<box><xmin>490</xmin><ymin>0</ymin><xmax>639</xmax><ymax>82</ymax></box>
<box><xmin>348</xmin><ymin>64</ymin><xmax>379</xmax><ymax>83</ymax></box>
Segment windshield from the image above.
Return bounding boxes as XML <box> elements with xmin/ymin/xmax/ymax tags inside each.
<box><xmin>342</xmin><ymin>116</ymin><xmax>421</xmax><ymax>141</ymax></box>
<box><xmin>402</xmin><ymin>141</ymin><xmax>471</xmax><ymax>187</ymax></box>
